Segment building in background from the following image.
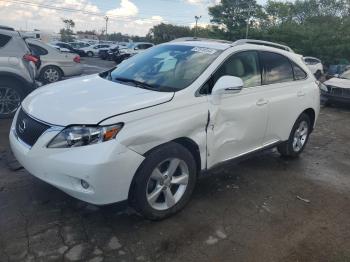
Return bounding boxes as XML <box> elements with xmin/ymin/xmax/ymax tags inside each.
<box><xmin>20</xmin><ymin>29</ymin><xmax>61</xmax><ymax>43</ymax></box>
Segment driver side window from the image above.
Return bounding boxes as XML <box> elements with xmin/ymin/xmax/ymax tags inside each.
<box><xmin>214</xmin><ymin>51</ymin><xmax>261</xmax><ymax>88</ymax></box>
<box><xmin>202</xmin><ymin>51</ymin><xmax>261</xmax><ymax>94</ymax></box>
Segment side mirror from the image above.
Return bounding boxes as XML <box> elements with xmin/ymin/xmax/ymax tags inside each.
<box><xmin>134</xmin><ymin>47</ymin><xmax>139</xmax><ymax>50</ymax></box>
<box><xmin>212</xmin><ymin>75</ymin><xmax>243</xmax><ymax>96</ymax></box>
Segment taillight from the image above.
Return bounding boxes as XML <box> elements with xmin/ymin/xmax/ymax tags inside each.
<box><xmin>73</xmin><ymin>55</ymin><xmax>81</xmax><ymax>63</ymax></box>
<box><xmin>23</xmin><ymin>54</ymin><xmax>39</xmax><ymax>64</ymax></box>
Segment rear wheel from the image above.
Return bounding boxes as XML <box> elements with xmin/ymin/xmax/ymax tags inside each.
<box><xmin>130</xmin><ymin>143</ymin><xmax>197</xmax><ymax>220</ymax></box>
<box><xmin>277</xmin><ymin>113</ymin><xmax>311</xmax><ymax>158</ymax></box>
<box><xmin>0</xmin><ymin>79</ymin><xmax>24</xmax><ymax>119</ymax></box>
<box><xmin>40</xmin><ymin>66</ymin><xmax>62</xmax><ymax>84</ymax></box>
<box><xmin>87</xmin><ymin>51</ymin><xmax>94</xmax><ymax>57</ymax></box>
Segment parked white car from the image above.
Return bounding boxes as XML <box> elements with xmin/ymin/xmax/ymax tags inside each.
<box><xmin>303</xmin><ymin>56</ymin><xmax>324</xmax><ymax>79</ymax></box>
<box><xmin>119</xmin><ymin>42</ymin><xmax>154</xmax><ymax>56</ymax></box>
<box><xmin>80</xmin><ymin>44</ymin><xmax>111</xmax><ymax>57</ymax></box>
<box><xmin>27</xmin><ymin>39</ymin><xmax>83</xmax><ymax>83</ymax></box>
<box><xmin>10</xmin><ymin>39</ymin><xmax>320</xmax><ymax>220</ymax></box>
<box><xmin>48</xmin><ymin>44</ymin><xmax>70</xmax><ymax>53</ymax></box>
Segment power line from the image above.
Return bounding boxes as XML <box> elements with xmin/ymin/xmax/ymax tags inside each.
<box><xmin>1</xmin><ymin>0</ymin><xmax>197</xmax><ymax>24</ymax></box>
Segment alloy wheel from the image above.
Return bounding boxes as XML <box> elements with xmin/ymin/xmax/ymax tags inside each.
<box><xmin>44</xmin><ymin>68</ymin><xmax>60</xmax><ymax>83</ymax></box>
<box><xmin>0</xmin><ymin>86</ymin><xmax>21</xmax><ymax>115</ymax></box>
<box><xmin>293</xmin><ymin>120</ymin><xmax>309</xmax><ymax>152</ymax></box>
<box><xmin>146</xmin><ymin>158</ymin><xmax>189</xmax><ymax>211</ymax></box>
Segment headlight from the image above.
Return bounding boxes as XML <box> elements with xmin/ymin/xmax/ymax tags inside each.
<box><xmin>319</xmin><ymin>83</ymin><xmax>328</xmax><ymax>92</ymax></box>
<box><xmin>316</xmin><ymin>81</ymin><xmax>328</xmax><ymax>92</ymax></box>
<box><xmin>47</xmin><ymin>124</ymin><xmax>123</xmax><ymax>148</ymax></box>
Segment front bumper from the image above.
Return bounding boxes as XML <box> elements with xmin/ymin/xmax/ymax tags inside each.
<box><xmin>9</xmin><ymin>113</ymin><xmax>145</xmax><ymax>205</ymax></box>
<box><xmin>321</xmin><ymin>89</ymin><xmax>350</xmax><ymax>104</ymax></box>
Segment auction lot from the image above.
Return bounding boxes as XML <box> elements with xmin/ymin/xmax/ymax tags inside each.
<box><xmin>1</xmin><ymin>58</ymin><xmax>350</xmax><ymax>262</ymax></box>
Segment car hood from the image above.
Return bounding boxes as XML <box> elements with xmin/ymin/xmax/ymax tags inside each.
<box><xmin>324</xmin><ymin>77</ymin><xmax>350</xmax><ymax>89</ymax></box>
<box><xmin>22</xmin><ymin>74</ymin><xmax>174</xmax><ymax>126</ymax></box>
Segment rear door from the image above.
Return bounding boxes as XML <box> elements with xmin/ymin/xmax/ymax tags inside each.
<box><xmin>259</xmin><ymin>51</ymin><xmax>308</xmax><ymax>145</ymax></box>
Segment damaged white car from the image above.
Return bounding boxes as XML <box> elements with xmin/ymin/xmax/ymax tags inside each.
<box><xmin>321</xmin><ymin>69</ymin><xmax>350</xmax><ymax>105</ymax></box>
<box><xmin>10</xmin><ymin>39</ymin><xmax>320</xmax><ymax>220</ymax></box>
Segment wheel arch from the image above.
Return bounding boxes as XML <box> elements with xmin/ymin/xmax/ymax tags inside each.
<box><xmin>0</xmin><ymin>72</ymin><xmax>34</xmax><ymax>95</ymax></box>
<box><xmin>40</xmin><ymin>65</ymin><xmax>64</xmax><ymax>79</ymax></box>
<box><xmin>302</xmin><ymin>108</ymin><xmax>316</xmax><ymax>131</ymax></box>
<box><xmin>127</xmin><ymin>137</ymin><xmax>202</xmax><ymax>203</ymax></box>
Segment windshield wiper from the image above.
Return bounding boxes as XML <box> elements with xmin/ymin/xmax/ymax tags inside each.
<box><xmin>114</xmin><ymin>77</ymin><xmax>155</xmax><ymax>90</ymax></box>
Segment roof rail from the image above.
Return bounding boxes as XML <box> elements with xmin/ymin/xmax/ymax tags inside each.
<box><xmin>233</xmin><ymin>39</ymin><xmax>294</xmax><ymax>52</ymax></box>
<box><xmin>0</xmin><ymin>25</ymin><xmax>15</xmax><ymax>31</ymax></box>
<box><xmin>171</xmin><ymin>37</ymin><xmax>233</xmax><ymax>44</ymax></box>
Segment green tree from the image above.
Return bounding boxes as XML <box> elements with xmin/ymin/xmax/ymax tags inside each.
<box><xmin>147</xmin><ymin>23</ymin><xmax>192</xmax><ymax>44</ymax></box>
<box><xmin>208</xmin><ymin>0</ymin><xmax>262</xmax><ymax>40</ymax></box>
<box><xmin>60</xmin><ymin>18</ymin><xmax>75</xmax><ymax>42</ymax></box>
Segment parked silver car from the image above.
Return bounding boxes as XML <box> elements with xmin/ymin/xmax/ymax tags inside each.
<box><xmin>26</xmin><ymin>38</ymin><xmax>83</xmax><ymax>83</ymax></box>
<box><xmin>0</xmin><ymin>25</ymin><xmax>38</xmax><ymax>118</ymax></box>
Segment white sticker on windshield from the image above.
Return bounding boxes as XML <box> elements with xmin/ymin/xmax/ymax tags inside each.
<box><xmin>191</xmin><ymin>47</ymin><xmax>217</xmax><ymax>55</ymax></box>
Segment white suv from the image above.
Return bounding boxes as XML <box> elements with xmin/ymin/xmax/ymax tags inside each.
<box><xmin>10</xmin><ymin>38</ymin><xmax>320</xmax><ymax>220</ymax></box>
<box><xmin>303</xmin><ymin>56</ymin><xmax>324</xmax><ymax>79</ymax></box>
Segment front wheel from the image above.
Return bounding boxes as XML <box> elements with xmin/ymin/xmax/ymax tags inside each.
<box><xmin>130</xmin><ymin>143</ymin><xmax>197</xmax><ymax>220</ymax></box>
<box><xmin>87</xmin><ymin>51</ymin><xmax>94</xmax><ymax>57</ymax></box>
<box><xmin>277</xmin><ymin>113</ymin><xmax>311</xmax><ymax>158</ymax></box>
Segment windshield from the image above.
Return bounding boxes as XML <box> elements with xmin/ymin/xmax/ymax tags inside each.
<box><xmin>340</xmin><ymin>69</ymin><xmax>350</xmax><ymax>80</ymax></box>
<box><xmin>108</xmin><ymin>44</ymin><xmax>222</xmax><ymax>92</ymax></box>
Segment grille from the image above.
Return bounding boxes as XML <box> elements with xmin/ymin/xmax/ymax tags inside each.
<box><xmin>15</xmin><ymin>108</ymin><xmax>50</xmax><ymax>147</ymax></box>
<box><xmin>331</xmin><ymin>87</ymin><xmax>343</xmax><ymax>96</ymax></box>
<box><xmin>330</xmin><ymin>87</ymin><xmax>350</xmax><ymax>98</ymax></box>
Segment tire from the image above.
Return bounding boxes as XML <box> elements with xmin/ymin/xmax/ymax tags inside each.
<box><xmin>277</xmin><ymin>113</ymin><xmax>311</xmax><ymax>158</ymax></box>
<box><xmin>0</xmin><ymin>78</ymin><xmax>25</xmax><ymax>119</ymax></box>
<box><xmin>87</xmin><ymin>51</ymin><xmax>94</xmax><ymax>57</ymax></box>
<box><xmin>130</xmin><ymin>142</ymin><xmax>197</xmax><ymax>220</ymax></box>
<box><xmin>40</xmin><ymin>66</ymin><xmax>62</xmax><ymax>84</ymax></box>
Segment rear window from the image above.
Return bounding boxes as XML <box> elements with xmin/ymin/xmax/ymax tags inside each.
<box><xmin>292</xmin><ymin>62</ymin><xmax>307</xmax><ymax>80</ymax></box>
<box><xmin>0</xmin><ymin>34</ymin><xmax>12</xmax><ymax>48</ymax></box>
<box><xmin>260</xmin><ymin>51</ymin><xmax>294</xmax><ymax>84</ymax></box>
<box><xmin>29</xmin><ymin>43</ymin><xmax>48</xmax><ymax>56</ymax></box>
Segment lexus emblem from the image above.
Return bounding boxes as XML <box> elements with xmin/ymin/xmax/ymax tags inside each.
<box><xmin>18</xmin><ymin>119</ymin><xmax>27</xmax><ymax>134</ymax></box>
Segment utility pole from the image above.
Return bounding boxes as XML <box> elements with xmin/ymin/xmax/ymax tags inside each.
<box><xmin>245</xmin><ymin>9</ymin><xmax>251</xmax><ymax>39</ymax></box>
<box><xmin>194</xmin><ymin>15</ymin><xmax>201</xmax><ymax>37</ymax></box>
<box><xmin>105</xmin><ymin>16</ymin><xmax>109</xmax><ymax>41</ymax></box>
<box><xmin>245</xmin><ymin>18</ymin><xmax>250</xmax><ymax>39</ymax></box>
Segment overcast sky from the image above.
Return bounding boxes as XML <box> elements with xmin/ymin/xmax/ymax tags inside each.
<box><xmin>0</xmin><ymin>0</ymin><xmax>268</xmax><ymax>36</ymax></box>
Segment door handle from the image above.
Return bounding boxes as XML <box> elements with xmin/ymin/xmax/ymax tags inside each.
<box><xmin>256</xmin><ymin>98</ymin><xmax>268</xmax><ymax>106</ymax></box>
<box><xmin>297</xmin><ymin>91</ymin><xmax>306</xmax><ymax>97</ymax></box>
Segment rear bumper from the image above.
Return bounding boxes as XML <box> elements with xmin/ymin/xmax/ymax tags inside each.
<box><xmin>61</xmin><ymin>64</ymin><xmax>83</xmax><ymax>77</ymax></box>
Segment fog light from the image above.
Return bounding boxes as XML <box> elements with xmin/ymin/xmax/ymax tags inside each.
<box><xmin>81</xmin><ymin>179</ymin><xmax>90</xmax><ymax>189</ymax></box>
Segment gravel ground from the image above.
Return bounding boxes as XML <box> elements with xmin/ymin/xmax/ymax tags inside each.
<box><xmin>1</xmin><ymin>59</ymin><xmax>350</xmax><ymax>261</ymax></box>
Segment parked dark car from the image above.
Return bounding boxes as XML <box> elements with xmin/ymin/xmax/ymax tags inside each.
<box><xmin>51</xmin><ymin>42</ymin><xmax>86</xmax><ymax>57</ymax></box>
<box><xmin>98</xmin><ymin>46</ymin><xmax>120</xmax><ymax>60</ymax></box>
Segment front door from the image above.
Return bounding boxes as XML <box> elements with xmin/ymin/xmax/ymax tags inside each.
<box><xmin>206</xmin><ymin>51</ymin><xmax>269</xmax><ymax>168</ymax></box>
